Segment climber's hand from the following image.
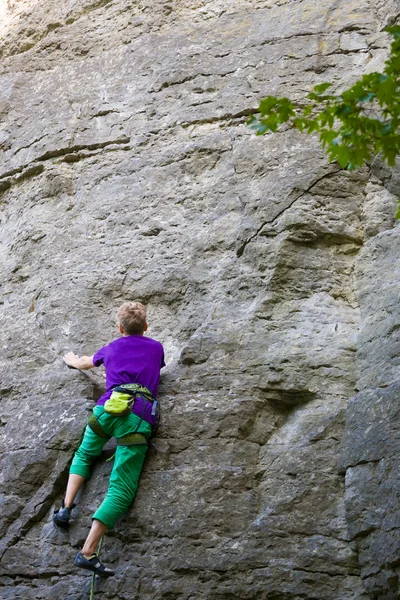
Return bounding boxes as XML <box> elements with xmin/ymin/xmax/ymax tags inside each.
<box><xmin>63</xmin><ymin>352</ymin><xmax>95</xmax><ymax>370</ymax></box>
<box><xmin>63</xmin><ymin>351</ymin><xmax>80</xmax><ymax>368</ymax></box>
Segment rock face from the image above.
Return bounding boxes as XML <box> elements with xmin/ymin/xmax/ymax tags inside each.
<box><xmin>0</xmin><ymin>1</ymin><xmax>399</xmax><ymax>599</ymax></box>
<box><xmin>339</xmin><ymin>229</ymin><xmax>400</xmax><ymax>600</ymax></box>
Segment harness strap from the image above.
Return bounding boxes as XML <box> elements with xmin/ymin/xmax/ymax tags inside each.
<box><xmin>88</xmin><ymin>413</ymin><xmax>111</xmax><ymax>439</ymax></box>
<box><xmin>113</xmin><ymin>383</ymin><xmax>153</xmax><ymax>402</ymax></box>
<box><xmin>151</xmin><ymin>399</ymin><xmax>158</xmax><ymax>416</ymax></box>
<box><xmin>117</xmin><ymin>432</ymin><xmax>148</xmax><ymax>446</ymax></box>
<box><xmin>88</xmin><ymin>412</ymin><xmax>148</xmax><ymax>446</ymax></box>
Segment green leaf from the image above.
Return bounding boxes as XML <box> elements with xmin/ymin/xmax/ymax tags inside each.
<box><xmin>319</xmin><ymin>128</ymin><xmax>337</xmax><ymax>147</ymax></box>
<box><xmin>255</xmin><ymin>123</ymin><xmax>269</xmax><ymax>135</ymax></box>
<box><xmin>313</xmin><ymin>82</ymin><xmax>333</xmax><ymax>94</ymax></box>
<box><xmin>336</xmin><ymin>146</ymin><xmax>350</xmax><ymax>168</ymax></box>
<box><xmin>306</xmin><ymin>120</ymin><xmax>319</xmax><ymax>134</ymax></box>
<box><xmin>385</xmin><ymin>25</ymin><xmax>400</xmax><ymax>41</ymax></box>
<box><xmin>335</xmin><ymin>103</ymin><xmax>354</xmax><ymax>117</ymax></box>
<box><xmin>274</xmin><ymin>98</ymin><xmax>296</xmax><ymax>122</ymax></box>
<box><xmin>294</xmin><ymin>117</ymin><xmax>306</xmax><ymax>131</ymax></box>
<box><xmin>259</xmin><ymin>96</ymin><xmax>279</xmax><ymax>115</ymax></box>
<box><xmin>381</xmin><ymin>122</ymin><xmax>392</xmax><ymax>135</ymax></box>
<box><xmin>357</xmin><ymin>92</ymin><xmax>376</xmax><ymax>103</ymax></box>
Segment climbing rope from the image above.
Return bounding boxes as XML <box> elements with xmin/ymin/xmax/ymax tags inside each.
<box><xmin>88</xmin><ymin>536</ymin><xmax>104</xmax><ymax>600</ymax></box>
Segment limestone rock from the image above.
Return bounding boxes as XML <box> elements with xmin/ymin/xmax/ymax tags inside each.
<box><xmin>339</xmin><ymin>227</ymin><xmax>400</xmax><ymax>599</ymax></box>
<box><xmin>0</xmin><ymin>1</ymin><xmax>399</xmax><ymax>599</ymax></box>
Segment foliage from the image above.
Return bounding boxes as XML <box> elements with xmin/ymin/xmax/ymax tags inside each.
<box><xmin>247</xmin><ymin>27</ymin><xmax>400</xmax><ymax>202</ymax></box>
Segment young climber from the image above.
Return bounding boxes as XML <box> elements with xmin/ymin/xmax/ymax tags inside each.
<box><xmin>53</xmin><ymin>301</ymin><xmax>165</xmax><ymax>577</ymax></box>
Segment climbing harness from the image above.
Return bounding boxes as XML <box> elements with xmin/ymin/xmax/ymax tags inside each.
<box><xmin>68</xmin><ymin>365</ymin><xmax>160</xmax><ymax>434</ymax></box>
<box><xmin>88</xmin><ymin>411</ymin><xmax>150</xmax><ymax>446</ymax></box>
<box><xmin>88</xmin><ymin>413</ymin><xmax>111</xmax><ymax>440</ymax></box>
<box><xmin>93</xmin><ymin>383</ymin><xmax>159</xmax><ymax>434</ymax></box>
<box><xmin>85</xmin><ymin>381</ymin><xmax>161</xmax><ymax>463</ymax></box>
<box><xmin>104</xmin><ymin>383</ymin><xmax>158</xmax><ymax>419</ymax></box>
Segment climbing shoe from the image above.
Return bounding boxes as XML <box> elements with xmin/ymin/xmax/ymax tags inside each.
<box><xmin>74</xmin><ymin>552</ymin><xmax>115</xmax><ymax>577</ymax></box>
<box><xmin>53</xmin><ymin>501</ymin><xmax>75</xmax><ymax>528</ymax></box>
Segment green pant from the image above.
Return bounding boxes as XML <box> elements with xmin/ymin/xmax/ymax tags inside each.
<box><xmin>70</xmin><ymin>405</ymin><xmax>152</xmax><ymax>529</ymax></box>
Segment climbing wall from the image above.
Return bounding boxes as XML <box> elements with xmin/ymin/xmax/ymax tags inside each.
<box><xmin>1</xmin><ymin>1</ymin><xmax>400</xmax><ymax>598</ymax></box>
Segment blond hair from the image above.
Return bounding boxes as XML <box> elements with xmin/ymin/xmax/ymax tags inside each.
<box><xmin>117</xmin><ymin>302</ymin><xmax>147</xmax><ymax>335</ymax></box>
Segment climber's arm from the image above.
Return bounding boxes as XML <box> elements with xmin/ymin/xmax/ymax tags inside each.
<box><xmin>63</xmin><ymin>352</ymin><xmax>95</xmax><ymax>370</ymax></box>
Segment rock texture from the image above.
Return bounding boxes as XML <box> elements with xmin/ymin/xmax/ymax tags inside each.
<box><xmin>0</xmin><ymin>1</ymin><xmax>399</xmax><ymax>599</ymax></box>
<box><xmin>339</xmin><ymin>228</ymin><xmax>400</xmax><ymax>600</ymax></box>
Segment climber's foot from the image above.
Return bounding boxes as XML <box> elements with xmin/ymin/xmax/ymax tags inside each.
<box><xmin>53</xmin><ymin>501</ymin><xmax>74</xmax><ymax>528</ymax></box>
<box><xmin>74</xmin><ymin>552</ymin><xmax>115</xmax><ymax>577</ymax></box>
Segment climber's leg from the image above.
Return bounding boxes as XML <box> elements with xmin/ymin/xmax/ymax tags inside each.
<box><xmin>54</xmin><ymin>419</ymin><xmax>109</xmax><ymax>527</ymax></box>
<box><xmin>81</xmin><ymin>519</ymin><xmax>108</xmax><ymax>556</ymax></box>
<box><xmin>91</xmin><ymin>442</ymin><xmax>148</xmax><ymax>529</ymax></box>
<box><xmin>74</xmin><ymin>522</ymin><xmax>114</xmax><ymax>577</ymax></box>
<box><xmin>69</xmin><ymin>419</ymin><xmax>110</xmax><ymax>481</ymax></box>
<box><xmin>64</xmin><ymin>474</ymin><xmax>85</xmax><ymax>508</ymax></box>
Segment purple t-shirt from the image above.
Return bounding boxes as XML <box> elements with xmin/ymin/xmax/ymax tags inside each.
<box><xmin>93</xmin><ymin>335</ymin><xmax>165</xmax><ymax>410</ymax></box>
